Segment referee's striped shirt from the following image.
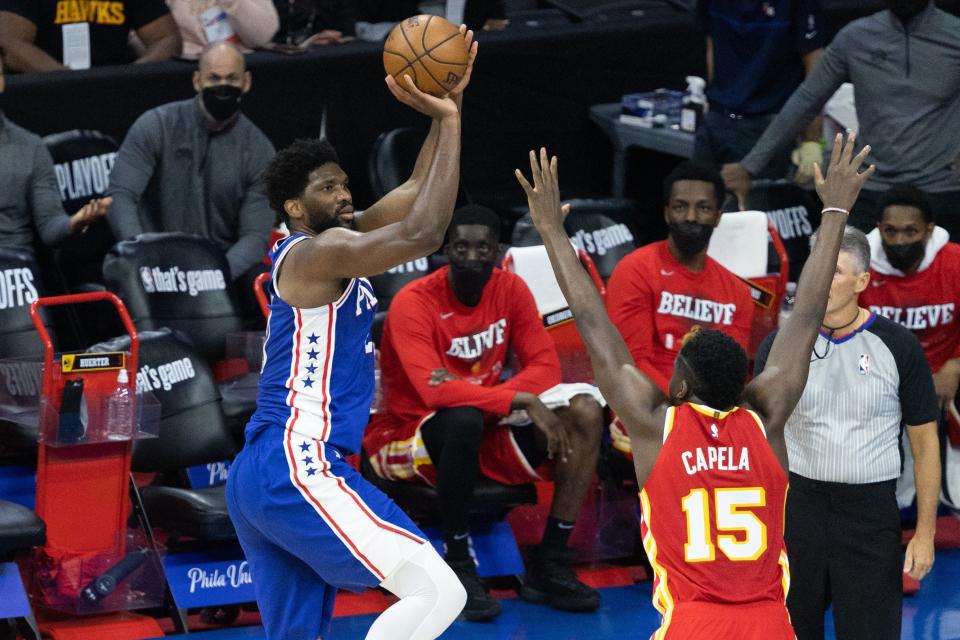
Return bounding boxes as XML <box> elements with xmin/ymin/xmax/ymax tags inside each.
<box><xmin>755</xmin><ymin>313</ymin><xmax>938</xmax><ymax>484</ymax></box>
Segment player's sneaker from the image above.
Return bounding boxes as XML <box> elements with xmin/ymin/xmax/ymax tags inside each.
<box><xmin>519</xmin><ymin>546</ymin><xmax>601</xmax><ymax>611</ymax></box>
<box><xmin>447</xmin><ymin>559</ymin><xmax>501</xmax><ymax>621</ymax></box>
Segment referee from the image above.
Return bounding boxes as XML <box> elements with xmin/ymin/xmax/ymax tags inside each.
<box><xmin>755</xmin><ymin>225</ymin><xmax>940</xmax><ymax>640</ymax></box>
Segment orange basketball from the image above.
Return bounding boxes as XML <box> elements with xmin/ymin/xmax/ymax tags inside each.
<box><xmin>383</xmin><ymin>15</ymin><xmax>469</xmax><ymax>97</ymax></box>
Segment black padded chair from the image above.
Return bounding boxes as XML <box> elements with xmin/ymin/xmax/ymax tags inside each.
<box><xmin>368</xmin><ymin>258</ymin><xmax>432</xmax><ymax>345</ymax></box>
<box><xmin>88</xmin><ymin>330</ymin><xmax>238</xmax><ymax>542</ymax></box>
<box><xmin>0</xmin><ymin>249</ymin><xmax>52</xmax><ymax>360</ymax></box>
<box><xmin>360</xmin><ymin>454</ymin><xmax>537</xmax><ymax>525</ymax></box>
<box><xmin>42</xmin><ymin>129</ymin><xmax>119</xmax><ymax>290</ymax></box>
<box><xmin>511</xmin><ymin>199</ymin><xmax>638</xmax><ymax>280</ymax></box>
<box><xmin>0</xmin><ymin>250</ymin><xmax>53</xmax><ymax>466</ymax></box>
<box><xmin>747</xmin><ymin>180</ymin><xmax>821</xmax><ymax>282</ymax></box>
<box><xmin>0</xmin><ymin>500</ymin><xmax>45</xmax><ymax>640</ymax></box>
<box><xmin>368</xmin><ymin>127</ymin><xmax>471</xmax><ymax>205</ymax></box>
<box><xmin>102</xmin><ymin>233</ymin><xmax>242</xmax><ymax>363</ymax></box>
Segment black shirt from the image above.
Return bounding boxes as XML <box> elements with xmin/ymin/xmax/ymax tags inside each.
<box><xmin>0</xmin><ymin>0</ymin><xmax>170</xmax><ymax>67</ymax></box>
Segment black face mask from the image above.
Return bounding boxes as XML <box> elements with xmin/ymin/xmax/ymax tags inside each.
<box><xmin>884</xmin><ymin>241</ymin><xmax>925</xmax><ymax>272</ymax></box>
<box><xmin>883</xmin><ymin>0</ymin><xmax>929</xmax><ymax>20</ymax></box>
<box><xmin>669</xmin><ymin>222</ymin><xmax>715</xmax><ymax>256</ymax></box>
<box><xmin>201</xmin><ymin>85</ymin><xmax>243</xmax><ymax>122</ymax></box>
<box><xmin>449</xmin><ymin>260</ymin><xmax>494</xmax><ymax>300</ymax></box>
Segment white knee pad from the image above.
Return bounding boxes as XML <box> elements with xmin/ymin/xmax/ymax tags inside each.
<box><xmin>367</xmin><ymin>542</ymin><xmax>466</xmax><ymax>640</ymax></box>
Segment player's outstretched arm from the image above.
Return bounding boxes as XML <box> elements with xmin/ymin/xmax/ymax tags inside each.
<box><xmin>354</xmin><ymin>27</ymin><xmax>477</xmax><ymax>233</ymax></box>
<box><xmin>745</xmin><ymin>133</ymin><xmax>874</xmax><ymax>431</ymax></box>
<box><xmin>516</xmin><ymin>149</ymin><xmax>666</xmax><ymax>454</ymax></box>
<box><xmin>285</xmin><ymin>85</ymin><xmax>461</xmax><ymax>281</ymax></box>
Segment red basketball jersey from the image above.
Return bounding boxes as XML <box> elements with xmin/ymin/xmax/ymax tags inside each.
<box><xmin>639</xmin><ymin>403</ymin><xmax>789</xmax><ymax>631</ymax></box>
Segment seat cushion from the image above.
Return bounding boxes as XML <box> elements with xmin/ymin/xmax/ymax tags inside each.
<box><xmin>139</xmin><ymin>485</ymin><xmax>236</xmax><ymax>542</ymax></box>
<box><xmin>366</xmin><ymin>471</ymin><xmax>537</xmax><ymax>525</ymax></box>
<box><xmin>0</xmin><ymin>499</ymin><xmax>45</xmax><ymax>558</ymax></box>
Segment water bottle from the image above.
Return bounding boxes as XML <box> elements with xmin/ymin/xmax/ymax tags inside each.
<box><xmin>105</xmin><ymin>369</ymin><xmax>134</xmax><ymax>441</ymax></box>
<box><xmin>680</xmin><ymin>76</ymin><xmax>706</xmax><ymax>133</ymax></box>
<box><xmin>778</xmin><ymin>282</ymin><xmax>797</xmax><ymax>328</ymax></box>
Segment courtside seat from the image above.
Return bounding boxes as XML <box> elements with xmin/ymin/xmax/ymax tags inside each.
<box><xmin>0</xmin><ymin>500</ymin><xmax>45</xmax><ymax>559</ymax></box>
<box><xmin>510</xmin><ymin>199</ymin><xmax>637</xmax><ymax>281</ymax></box>
<box><xmin>368</xmin><ymin>127</ymin><xmax>471</xmax><ymax>206</ymax></box>
<box><xmin>368</xmin><ymin>258</ymin><xmax>433</xmax><ymax>345</ymax></box>
<box><xmin>103</xmin><ymin>233</ymin><xmax>241</xmax><ymax>363</ymax></box>
<box><xmin>360</xmin><ymin>453</ymin><xmax>537</xmax><ymax>524</ymax></box>
<box><xmin>0</xmin><ymin>249</ymin><xmax>53</xmax><ymax>466</ymax></box>
<box><xmin>706</xmin><ymin>210</ymin><xmax>790</xmax><ymax>357</ymax></box>
<box><xmin>88</xmin><ymin>329</ymin><xmax>238</xmax><ymax>542</ymax></box>
<box><xmin>0</xmin><ymin>249</ymin><xmax>51</xmax><ymax>360</ymax></box>
<box><xmin>747</xmin><ymin>179</ymin><xmax>821</xmax><ymax>281</ymax></box>
<box><xmin>503</xmin><ymin>245</ymin><xmax>606</xmax><ymax>383</ymax></box>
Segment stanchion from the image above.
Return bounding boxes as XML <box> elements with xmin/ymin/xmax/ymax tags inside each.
<box><xmin>28</xmin><ymin>292</ymin><xmax>164</xmax><ymax>640</ymax></box>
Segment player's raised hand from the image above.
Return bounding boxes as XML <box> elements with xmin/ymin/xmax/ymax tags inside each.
<box><xmin>814</xmin><ymin>131</ymin><xmax>875</xmax><ymax>214</ymax></box>
<box><xmin>385</xmin><ymin>74</ymin><xmax>459</xmax><ymax>121</ymax></box>
<box><xmin>448</xmin><ymin>26</ymin><xmax>478</xmax><ymax>111</ymax></box>
<box><xmin>515</xmin><ymin>148</ymin><xmax>570</xmax><ymax>234</ymax></box>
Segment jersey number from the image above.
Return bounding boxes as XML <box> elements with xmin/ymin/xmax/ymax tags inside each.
<box><xmin>681</xmin><ymin>487</ymin><xmax>767</xmax><ymax>562</ymax></box>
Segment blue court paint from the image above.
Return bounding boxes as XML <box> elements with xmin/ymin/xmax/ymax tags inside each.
<box><xmin>161</xmin><ymin>548</ymin><xmax>960</xmax><ymax>640</ymax></box>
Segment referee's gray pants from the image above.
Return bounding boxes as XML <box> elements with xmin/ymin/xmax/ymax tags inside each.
<box><xmin>785</xmin><ymin>473</ymin><xmax>901</xmax><ymax>640</ymax></box>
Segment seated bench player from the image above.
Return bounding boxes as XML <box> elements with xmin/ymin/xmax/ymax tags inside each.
<box><xmin>606</xmin><ymin>162</ymin><xmax>755</xmax><ymax>458</ymax></box>
<box><xmin>364</xmin><ymin>204</ymin><xmax>605</xmax><ymax>621</ymax></box>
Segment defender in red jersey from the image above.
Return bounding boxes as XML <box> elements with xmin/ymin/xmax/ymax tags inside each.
<box><xmin>517</xmin><ymin>134</ymin><xmax>875</xmax><ymax>638</ymax></box>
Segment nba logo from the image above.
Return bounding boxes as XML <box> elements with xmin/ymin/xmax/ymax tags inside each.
<box><xmin>710</xmin><ymin>424</ymin><xmax>719</xmax><ymax>439</ymax></box>
<box><xmin>139</xmin><ymin>266</ymin><xmax>155</xmax><ymax>293</ymax></box>
<box><xmin>858</xmin><ymin>354</ymin><xmax>870</xmax><ymax>375</ymax></box>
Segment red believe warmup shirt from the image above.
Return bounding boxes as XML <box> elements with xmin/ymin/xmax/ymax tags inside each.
<box><xmin>861</xmin><ymin>242</ymin><xmax>960</xmax><ymax>373</ymax></box>
<box><xmin>364</xmin><ymin>267</ymin><xmax>561</xmax><ymax>449</ymax></box>
<box><xmin>606</xmin><ymin>241</ymin><xmax>755</xmax><ymax>393</ymax></box>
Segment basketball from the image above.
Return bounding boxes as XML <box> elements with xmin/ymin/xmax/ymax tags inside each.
<box><xmin>383</xmin><ymin>15</ymin><xmax>469</xmax><ymax>97</ymax></box>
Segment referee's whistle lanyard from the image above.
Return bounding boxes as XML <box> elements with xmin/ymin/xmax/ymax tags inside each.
<box><xmin>811</xmin><ymin>307</ymin><xmax>863</xmax><ymax>361</ymax></box>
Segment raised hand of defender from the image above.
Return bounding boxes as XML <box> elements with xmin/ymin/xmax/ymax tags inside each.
<box><xmin>385</xmin><ymin>74</ymin><xmax>458</xmax><ymax>121</ymax></box>
<box><xmin>515</xmin><ymin>148</ymin><xmax>570</xmax><ymax>233</ymax></box>
<box><xmin>814</xmin><ymin>131</ymin><xmax>875</xmax><ymax>213</ymax></box>
<box><xmin>448</xmin><ymin>26</ymin><xmax>478</xmax><ymax>110</ymax></box>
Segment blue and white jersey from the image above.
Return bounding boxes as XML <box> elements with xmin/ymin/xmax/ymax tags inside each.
<box><xmin>246</xmin><ymin>234</ymin><xmax>379</xmax><ymax>453</ymax></box>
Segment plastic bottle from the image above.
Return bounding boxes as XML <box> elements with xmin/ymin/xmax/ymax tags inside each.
<box><xmin>105</xmin><ymin>369</ymin><xmax>134</xmax><ymax>441</ymax></box>
<box><xmin>778</xmin><ymin>282</ymin><xmax>798</xmax><ymax>328</ymax></box>
<box><xmin>680</xmin><ymin>76</ymin><xmax>706</xmax><ymax>133</ymax></box>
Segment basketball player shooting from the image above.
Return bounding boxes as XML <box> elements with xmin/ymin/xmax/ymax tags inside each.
<box><xmin>516</xmin><ymin>133</ymin><xmax>874</xmax><ymax>639</ymax></box>
<box><xmin>224</xmin><ymin>29</ymin><xmax>478</xmax><ymax>640</ymax></box>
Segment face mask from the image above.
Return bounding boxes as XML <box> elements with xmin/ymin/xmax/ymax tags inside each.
<box><xmin>449</xmin><ymin>260</ymin><xmax>494</xmax><ymax>298</ymax></box>
<box><xmin>201</xmin><ymin>85</ymin><xmax>243</xmax><ymax>122</ymax></box>
<box><xmin>884</xmin><ymin>241</ymin><xmax>925</xmax><ymax>272</ymax></box>
<box><xmin>669</xmin><ymin>222</ymin><xmax>714</xmax><ymax>256</ymax></box>
<box><xmin>883</xmin><ymin>0</ymin><xmax>929</xmax><ymax>20</ymax></box>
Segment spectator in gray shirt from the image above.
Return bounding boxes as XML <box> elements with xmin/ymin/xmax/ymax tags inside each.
<box><xmin>107</xmin><ymin>42</ymin><xmax>275</xmax><ymax>298</ymax></box>
<box><xmin>0</xmin><ymin>52</ymin><xmax>110</xmax><ymax>253</ymax></box>
<box><xmin>722</xmin><ymin>0</ymin><xmax>960</xmax><ymax>238</ymax></box>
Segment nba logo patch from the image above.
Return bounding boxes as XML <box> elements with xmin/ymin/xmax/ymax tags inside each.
<box><xmin>858</xmin><ymin>354</ymin><xmax>870</xmax><ymax>375</ymax></box>
<box><xmin>710</xmin><ymin>424</ymin><xmax>719</xmax><ymax>439</ymax></box>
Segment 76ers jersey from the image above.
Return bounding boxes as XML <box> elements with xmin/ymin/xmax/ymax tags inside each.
<box><xmin>245</xmin><ymin>234</ymin><xmax>379</xmax><ymax>453</ymax></box>
<box><xmin>639</xmin><ymin>403</ymin><xmax>789</xmax><ymax>622</ymax></box>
